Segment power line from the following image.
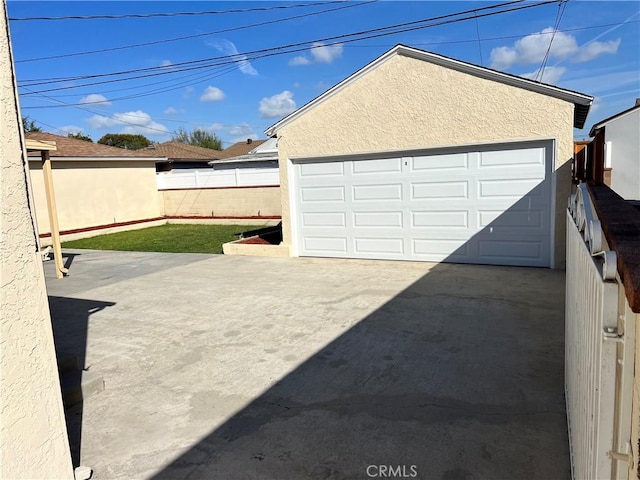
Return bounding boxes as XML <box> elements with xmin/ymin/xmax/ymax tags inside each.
<box><xmin>23</xmin><ymin>19</ymin><xmax>640</xmax><ymax>101</ymax></box>
<box><xmin>19</xmin><ymin>0</ymin><xmax>541</xmax><ymax>89</ymax></box>
<box><xmin>535</xmin><ymin>0</ymin><xmax>569</xmax><ymax>81</ymax></box>
<box><xmin>9</xmin><ymin>1</ymin><xmax>350</xmax><ymax>21</ymax></box>
<box><xmin>20</xmin><ymin>1</ymin><xmax>557</xmax><ymax>101</ymax></box>
<box><xmin>15</xmin><ymin>1</ymin><xmax>376</xmax><ymax>64</ymax></box>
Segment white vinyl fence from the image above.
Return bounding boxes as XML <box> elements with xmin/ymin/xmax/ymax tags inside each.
<box><xmin>157</xmin><ymin>163</ymin><xmax>279</xmax><ymax>190</ymax></box>
<box><xmin>566</xmin><ymin>184</ymin><xmax>635</xmax><ymax>480</ymax></box>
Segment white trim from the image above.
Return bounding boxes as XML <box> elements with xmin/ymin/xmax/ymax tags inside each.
<box><xmin>27</xmin><ymin>156</ymin><xmax>165</xmax><ymax>162</ymax></box>
<box><xmin>265</xmin><ymin>44</ymin><xmax>593</xmax><ymax>136</ymax></box>
<box><xmin>549</xmin><ymin>138</ymin><xmax>557</xmax><ymax>269</ymax></box>
<box><xmin>287</xmin><ymin>157</ymin><xmax>299</xmax><ymax>257</ymax></box>
<box><xmin>289</xmin><ymin>137</ymin><xmax>557</xmax><ymax>163</ymax></box>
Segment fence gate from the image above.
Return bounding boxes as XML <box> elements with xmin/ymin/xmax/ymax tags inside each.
<box><xmin>566</xmin><ymin>184</ymin><xmax>634</xmax><ymax>480</ymax></box>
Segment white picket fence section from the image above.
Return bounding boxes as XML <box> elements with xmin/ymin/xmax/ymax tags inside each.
<box><xmin>157</xmin><ymin>163</ymin><xmax>279</xmax><ymax>190</ymax></box>
<box><xmin>565</xmin><ymin>184</ymin><xmax>634</xmax><ymax>480</ymax></box>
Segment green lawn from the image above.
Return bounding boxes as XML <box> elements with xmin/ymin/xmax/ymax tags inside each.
<box><xmin>61</xmin><ymin>224</ymin><xmax>259</xmax><ymax>254</ymax></box>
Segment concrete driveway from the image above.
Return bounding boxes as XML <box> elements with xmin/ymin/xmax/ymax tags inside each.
<box><xmin>45</xmin><ymin>250</ymin><xmax>569</xmax><ymax>480</ymax></box>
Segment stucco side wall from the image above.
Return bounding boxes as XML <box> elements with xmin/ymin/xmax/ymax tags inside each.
<box><xmin>162</xmin><ymin>186</ymin><xmax>281</xmax><ymax>218</ymax></box>
<box><xmin>29</xmin><ymin>160</ymin><xmax>164</xmax><ymax>235</ymax></box>
<box><xmin>276</xmin><ymin>54</ymin><xmax>575</xmax><ymax>267</ymax></box>
<box><xmin>608</xmin><ymin>110</ymin><xmax>640</xmax><ymax>200</ymax></box>
<box><xmin>0</xmin><ymin>3</ymin><xmax>74</xmax><ymax>478</ymax></box>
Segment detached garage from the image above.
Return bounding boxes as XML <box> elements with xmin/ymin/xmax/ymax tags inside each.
<box><xmin>266</xmin><ymin>45</ymin><xmax>593</xmax><ymax>268</ymax></box>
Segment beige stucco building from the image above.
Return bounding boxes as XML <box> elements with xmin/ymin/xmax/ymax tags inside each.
<box><xmin>0</xmin><ymin>2</ymin><xmax>74</xmax><ymax>478</ymax></box>
<box><xmin>266</xmin><ymin>45</ymin><xmax>593</xmax><ymax>268</ymax></box>
<box><xmin>26</xmin><ymin>133</ymin><xmax>166</xmax><ymax>244</ymax></box>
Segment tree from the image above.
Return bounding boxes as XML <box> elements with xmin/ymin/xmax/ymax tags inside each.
<box><xmin>171</xmin><ymin>127</ymin><xmax>222</xmax><ymax>150</ymax></box>
<box><xmin>67</xmin><ymin>132</ymin><xmax>93</xmax><ymax>143</ymax></box>
<box><xmin>22</xmin><ymin>116</ymin><xmax>42</xmax><ymax>132</ymax></box>
<box><xmin>97</xmin><ymin>133</ymin><xmax>151</xmax><ymax>150</ymax></box>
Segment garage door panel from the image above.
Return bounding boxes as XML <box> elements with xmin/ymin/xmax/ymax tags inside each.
<box><xmin>300</xmin><ymin>186</ymin><xmax>345</xmax><ymax>202</ymax></box>
<box><xmin>478</xmin><ymin>210</ymin><xmax>543</xmax><ymax>229</ymax></box>
<box><xmin>352</xmin><ymin>157</ymin><xmax>402</xmax><ymax>174</ymax></box>
<box><xmin>353</xmin><ymin>211</ymin><xmax>403</xmax><ymax>228</ymax></box>
<box><xmin>411</xmin><ymin>153</ymin><xmax>469</xmax><ymax>171</ymax></box>
<box><xmin>478</xmin><ymin>178</ymin><xmax>543</xmax><ymax>198</ymax></box>
<box><xmin>352</xmin><ymin>184</ymin><xmax>402</xmax><ymax>201</ymax></box>
<box><xmin>412</xmin><ymin>211</ymin><xmax>469</xmax><ymax>228</ymax></box>
<box><xmin>303</xmin><ymin>236</ymin><xmax>348</xmax><ymax>254</ymax></box>
<box><xmin>478</xmin><ymin>240</ymin><xmax>542</xmax><ymax>260</ymax></box>
<box><xmin>412</xmin><ymin>238</ymin><xmax>469</xmax><ymax>257</ymax></box>
<box><xmin>411</xmin><ymin>181</ymin><xmax>469</xmax><ymax>199</ymax></box>
<box><xmin>479</xmin><ymin>148</ymin><xmax>544</xmax><ymax>168</ymax></box>
<box><xmin>299</xmin><ymin>162</ymin><xmax>344</xmax><ymax>177</ymax></box>
<box><xmin>301</xmin><ymin>212</ymin><xmax>347</xmax><ymax>227</ymax></box>
<box><xmin>294</xmin><ymin>142</ymin><xmax>552</xmax><ymax>267</ymax></box>
<box><xmin>354</xmin><ymin>237</ymin><xmax>404</xmax><ymax>255</ymax></box>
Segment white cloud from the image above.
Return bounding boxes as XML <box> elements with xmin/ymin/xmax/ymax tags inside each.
<box><xmin>210</xmin><ymin>122</ymin><xmax>225</xmax><ymax>131</ymax></box>
<box><xmin>160</xmin><ymin>59</ymin><xmax>172</xmax><ymax>67</ymax></box>
<box><xmin>228</xmin><ymin>123</ymin><xmax>253</xmax><ymax>136</ymax></box>
<box><xmin>490</xmin><ymin>28</ymin><xmax>620</xmax><ymax>69</ymax></box>
<box><xmin>58</xmin><ymin>125</ymin><xmax>84</xmax><ymax>134</ymax></box>
<box><xmin>289</xmin><ymin>56</ymin><xmax>311</xmax><ymax>66</ymax></box>
<box><xmin>521</xmin><ymin>66</ymin><xmax>567</xmax><ymax>84</ymax></box>
<box><xmin>79</xmin><ymin>93</ymin><xmax>111</xmax><ymax>106</ymax></box>
<box><xmin>209</xmin><ymin>39</ymin><xmax>258</xmax><ymax>76</ymax></box>
<box><xmin>289</xmin><ymin>42</ymin><xmax>343</xmax><ymax>66</ymax></box>
<box><xmin>86</xmin><ymin>110</ymin><xmax>168</xmax><ymax>137</ymax></box>
<box><xmin>164</xmin><ymin>106</ymin><xmax>177</xmax><ymax>115</ymax></box>
<box><xmin>183</xmin><ymin>86</ymin><xmax>194</xmax><ymax>98</ymax></box>
<box><xmin>259</xmin><ymin>90</ymin><xmax>297</xmax><ymax>118</ymax></box>
<box><xmin>310</xmin><ymin>42</ymin><xmax>343</xmax><ymax>63</ymax></box>
<box><xmin>200</xmin><ymin>86</ymin><xmax>225</xmax><ymax>102</ymax></box>
<box><xmin>575</xmin><ymin>39</ymin><xmax>621</xmax><ymax>63</ymax></box>
<box><xmin>293</xmin><ymin>82</ymin><xmax>301</xmax><ymax>88</ymax></box>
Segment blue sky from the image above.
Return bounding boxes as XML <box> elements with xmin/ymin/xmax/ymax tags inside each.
<box><xmin>8</xmin><ymin>1</ymin><xmax>640</xmax><ymax>146</ymax></box>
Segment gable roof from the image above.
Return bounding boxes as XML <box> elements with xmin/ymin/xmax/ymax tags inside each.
<box><xmin>25</xmin><ymin>132</ymin><xmax>165</xmax><ymax>160</ymax></box>
<box><xmin>589</xmin><ymin>103</ymin><xmax>640</xmax><ymax>137</ymax></box>
<box><xmin>150</xmin><ymin>142</ymin><xmax>222</xmax><ymax>162</ymax></box>
<box><xmin>217</xmin><ymin>139</ymin><xmax>267</xmax><ymax>159</ymax></box>
<box><xmin>265</xmin><ymin>44</ymin><xmax>594</xmax><ymax>136</ymax></box>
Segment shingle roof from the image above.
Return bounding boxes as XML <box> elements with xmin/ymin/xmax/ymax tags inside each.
<box><xmin>150</xmin><ymin>142</ymin><xmax>222</xmax><ymax>161</ymax></box>
<box><xmin>25</xmin><ymin>132</ymin><xmax>164</xmax><ymax>158</ymax></box>
<box><xmin>217</xmin><ymin>139</ymin><xmax>267</xmax><ymax>159</ymax></box>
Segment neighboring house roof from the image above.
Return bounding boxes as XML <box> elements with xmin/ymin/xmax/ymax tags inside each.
<box><xmin>217</xmin><ymin>139</ymin><xmax>267</xmax><ymax>159</ymax></box>
<box><xmin>25</xmin><ymin>132</ymin><xmax>166</xmax><ymax>161</ymax></box>
<box><xmin>589</xmin><ymin>103</ymin><xmax>640</xmax><ymax>137</ymax></box>
<box><xmin>265</xmin><ymin>44</ymin><xmax>594</xmax><ymax>136</ymax></box>
<box><xmin>150</xmin><ymin>142</ymin><xmax>222</xmax><ymax>162</ymax></box>
<box><xmin>210</xmin><ymin>137</ymin><xmax>278</xmax><ymax>165</ymax></box>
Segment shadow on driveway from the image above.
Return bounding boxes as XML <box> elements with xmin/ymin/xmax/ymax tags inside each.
<box><xmin>48</xmin><ymin>295</ymin><xmax>115</xmax><ymax>467</ymax></box>
<box><xmin>149</xmin><ymin>261</ymin><xmax>568</xmax><ymax>480</ymax></box>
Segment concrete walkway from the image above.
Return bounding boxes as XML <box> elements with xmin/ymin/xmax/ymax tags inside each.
<box><xmin>45</xmin><ymin>250</ymin><xmax>570</xmax><ymax>480</ymax></box>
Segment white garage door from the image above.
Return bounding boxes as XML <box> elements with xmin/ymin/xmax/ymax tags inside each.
<box><xmin>292</xmin><ymin>141</ymin><xmax>553</xmax><ymax>267</ymax></box>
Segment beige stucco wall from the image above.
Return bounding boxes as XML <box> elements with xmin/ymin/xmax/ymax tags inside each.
<box><xmin>0</xmin><ymin>3</ymin><xmax>74</xmax><ymax>478</ymax></box>
<box><xmin>29</xmin><ymin>160</ymin><xmax>164</xmax><ymax>236</ymax></box>
<box><xmin>275</xmin><ymin>53</ymin><xmax>575</xmax><ymax>268</ymax></box>
<box><xmin>161</xmin><ymin>186</ymin><xmax>281</xmax><ymax>218</ymax></box>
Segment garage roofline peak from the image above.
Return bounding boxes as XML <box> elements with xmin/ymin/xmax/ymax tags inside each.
<box><xmin>264</xmin><ymin>44</ymin><xmax>594</xmax><ymax>137</ymax></box>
